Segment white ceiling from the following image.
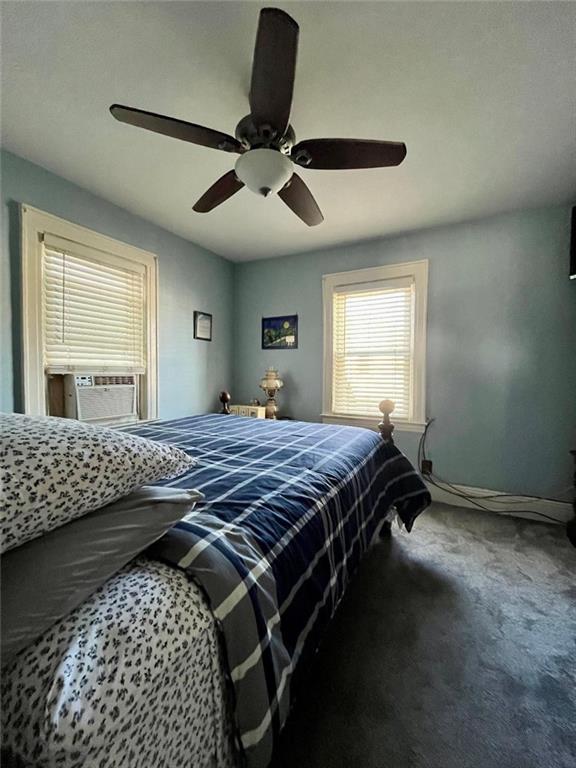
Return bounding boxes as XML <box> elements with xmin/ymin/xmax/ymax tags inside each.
<box><xmin>2</xmin><ymin>1</ymin><xmax>575</xmax><ymax>262</ymax></box>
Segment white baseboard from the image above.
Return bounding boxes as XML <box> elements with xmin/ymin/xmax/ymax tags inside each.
<box><xmin>426</xmin><ymin>481</ymin><xmax>573</xmax><ymax>525</ymax></box>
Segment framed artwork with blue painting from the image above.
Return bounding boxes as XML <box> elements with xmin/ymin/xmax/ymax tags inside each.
<box><xmin>262</xmin><ymin>315</ymin><xmax>298</xmax><ymax>349</ymax></box>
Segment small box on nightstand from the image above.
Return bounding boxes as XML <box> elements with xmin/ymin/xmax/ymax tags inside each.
<box><xmin>229</xmin><ymin>405</ymin><xmax>266</xmax><ymax>419</ymax></box>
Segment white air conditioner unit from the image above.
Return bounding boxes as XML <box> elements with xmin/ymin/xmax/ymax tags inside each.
<box><xmin>64</xmin><ymin>374</ymin><xmax>139</xmax><ymax>426</ymax></box>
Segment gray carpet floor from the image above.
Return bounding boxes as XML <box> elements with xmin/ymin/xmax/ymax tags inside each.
<box><xmin>271</xmin><ymin>503</ymin><xmax>576</xmax><ymax>768</ymax></box>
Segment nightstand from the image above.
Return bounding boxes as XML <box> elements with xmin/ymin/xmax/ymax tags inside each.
<box><xmin>229</xmin><ymin>405</ymin><xmax>266</xmax><ymax>419</ymax></box>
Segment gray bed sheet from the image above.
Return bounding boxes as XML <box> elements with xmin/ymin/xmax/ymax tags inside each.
<box><xmin>1</xmin><ymin>486</ymin><xmax>202</xmax><ymax>665</ymax></box>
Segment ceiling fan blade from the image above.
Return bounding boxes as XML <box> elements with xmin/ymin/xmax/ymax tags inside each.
<box><xmin>249</xmin><ymin>8</ymin><xmax>299</xmax><ymax>137</ymax></box>
<box><xmin>292</xmin><ymin>138</ymin><xmax>407</xmax><ymax>170</ymax></box>
<box><xmin>278</xmin><ymin>173</ymin><xmax>323</xmax><ymax>227</ymax></box>
<box><xmin>192</xmin><ymin>171</ymin><xmax>244</xmax><ymax>213</ymax></box>
<box><xmin>110</xmin><ymin>104</ymin><xmax>244</xmax><ymax>154</ymax></box>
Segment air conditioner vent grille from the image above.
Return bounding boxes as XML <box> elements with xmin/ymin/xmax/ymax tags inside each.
<box><xmin>77</xmin><ymin>386</ymin><xmax>136</xmax><ymax>422</ymax></box>
<box><xmin>94</xmin><ymin>376</ymin><xmax>135</xmax><ymax>386</ymax></box>
<box><xmin>64</xmin><ymin>374</ymin><xmax>138</xmax><ymax>425</ymax></box>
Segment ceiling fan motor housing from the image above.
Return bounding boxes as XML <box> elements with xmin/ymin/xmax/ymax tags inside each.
<box><xmin>235</xmin><ymin>114</ymin><xmax>295</xmax><ymax>154</ymax></box>
<box><xmin>234</xmin><ymin>148</ymin><xmax>293</xmax><ymax>197</ymax></box>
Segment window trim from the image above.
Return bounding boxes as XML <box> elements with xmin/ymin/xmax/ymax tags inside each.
<box><xmin>322</xmin><ymin>260</ymin><xmax>428</xmax><ymax>430</ymax></box>
<box><xmin>21</xmin><ymin>204</ymin><xmax>158</xmax><ymax>419</ymax></box>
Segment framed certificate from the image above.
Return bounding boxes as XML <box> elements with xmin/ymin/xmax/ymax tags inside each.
<box><xmin>194</xmin><ymin>311</ymin><xmax>212</xmax><ymax>341</ymax></box>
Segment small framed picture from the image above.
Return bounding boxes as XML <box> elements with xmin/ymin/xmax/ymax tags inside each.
<box><xmin>194</xmin><ymin>311</ymin><xmax>212</xmax><ymax>341</ymax></box>
<box><xmin>262</xmin><ymin>315</ymin><xmax>298</xmax><ymax>349</ymax></box>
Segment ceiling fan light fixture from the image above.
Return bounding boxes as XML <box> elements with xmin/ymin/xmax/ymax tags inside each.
<box><xmin>234</xmin><ymin>148</ymin><xmax>293</xmax><ymax>197</ymax></box>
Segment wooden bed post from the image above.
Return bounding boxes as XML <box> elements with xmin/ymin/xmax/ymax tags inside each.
<box><xmin>219</xmin><ymin>391</ymin><xmax>231</xmax><ymax>415</ymax></box>
<box><xmin>378</xmin><ymin>400</ymin><xmax>395</xmax><ymax>538</ymax></box>
<box><xmin>378</xmin><ymin>399</ymin><xmax>395</xmax><ymax>445</ymax></box>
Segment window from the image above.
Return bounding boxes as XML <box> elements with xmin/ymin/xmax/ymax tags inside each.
<box><xmin>21</xmin><ymin>206</ymin><xmax>158</xmax><ymax>419</ymax></box>
<box><xmin>322</xmin><ymin>261</ymin><xmax>428</xmax><ymax>431</ymax></box>
<box><xmin>43</xmin><ymin>240</ymin><xmax>146</xmax><ymax>371</ymax></box>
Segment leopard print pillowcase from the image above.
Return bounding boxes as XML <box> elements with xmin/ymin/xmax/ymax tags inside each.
<box><xmin>0</xmin><ymin>413</ymin><xmax>197</xmax><ymax>553</ymax></box>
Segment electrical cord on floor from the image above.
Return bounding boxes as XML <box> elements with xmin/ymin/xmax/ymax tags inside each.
<box><xmin>418</xmin><ymin>418</ymin><xmax>568</xmax><ymax>524</ymax></box>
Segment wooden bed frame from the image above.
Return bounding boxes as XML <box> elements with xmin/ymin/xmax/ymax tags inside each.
<box><xmin>378</xmin><ymin>399</ymin><xmax>396</xmax><ymax>537</ymax></box>
<box><xmin>377</xmin><ymin>399</ymin><xmax>396</xmax><ymax>445</ymax></box>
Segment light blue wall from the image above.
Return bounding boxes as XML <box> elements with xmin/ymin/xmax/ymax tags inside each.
<box><xmin>234</xmin><ymin>207</ymin><xmax>576</xmax><ymax>499</ymax></box>
<box><xmin>0</xmin><ymin>149</ymin><xmax>234</xmax><ymax>417</ymax></box>
<box><xmin>3</xmin><ymin>149</ymin><xmax>574</xmax><ymax>498</ymax></box>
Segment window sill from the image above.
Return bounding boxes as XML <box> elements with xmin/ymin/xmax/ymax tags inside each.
<box><xmin>321</xmin><ymin>413</ymin><xmax>426</xmax><ymax>434</ymax></box>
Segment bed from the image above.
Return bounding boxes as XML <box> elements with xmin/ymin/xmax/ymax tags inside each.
<box><xmin>1</xmin><ymin>412</ymin><xmax>430</xmax><ymax>768</ymax></box>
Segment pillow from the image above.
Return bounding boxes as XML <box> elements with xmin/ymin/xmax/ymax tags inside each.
<box><xmin>1</xmin><ymin>485</ymin><xmax>203</xmax><ymax>665</ymax></box>
<box><xmin>0</xmin><ymin>413</ymin><xmax>196</xmax><ymax>552</ymax></box>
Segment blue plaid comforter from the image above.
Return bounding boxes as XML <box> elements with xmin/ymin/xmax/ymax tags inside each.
<box><xmin>125</xmin><ymin>414</ymin><xmax>430</xmax><ymax>767</ymax></box>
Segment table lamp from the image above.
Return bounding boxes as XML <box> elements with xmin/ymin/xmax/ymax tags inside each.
<box><xmin>259</xmin><ymin>367</ymin><xmax>284</xmax><ymax>419</ymax></box>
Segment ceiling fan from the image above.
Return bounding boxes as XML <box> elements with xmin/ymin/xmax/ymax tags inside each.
<box><xmin>110</xmin><ymin>7</ymin><xmax>406</xmax><ymax>227</ymax></box>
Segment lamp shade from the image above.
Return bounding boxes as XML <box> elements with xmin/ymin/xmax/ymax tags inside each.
<box><xmin>235</xmin><ymin>149</ymin><xmax>293</xmax><ymax>197</ymax></box>
<box><xmin>259</xmin><ymin>367</ymin><xmax>284</xmax><ymax>391</ymax></box>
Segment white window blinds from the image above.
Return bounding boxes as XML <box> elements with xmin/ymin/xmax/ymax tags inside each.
<box><xmin>332</xmin><ymin>277</ymin><xmax>415</xmax><ymax>420</ymax></box>
<box><xmin>42</xmin><ymin>234</ymin><xmax>146</xmax><ymax>372</ymax></box>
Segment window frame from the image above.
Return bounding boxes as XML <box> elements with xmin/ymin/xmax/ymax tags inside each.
<box><xmin>21</xmin><ymin>204</ymin><xmax>158</xmax><ymax>419</ymax></box>
<box><xmin>322</xmin><ymin>260</ymin><xmax>428</xmax><ymax>433</ymax></box>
